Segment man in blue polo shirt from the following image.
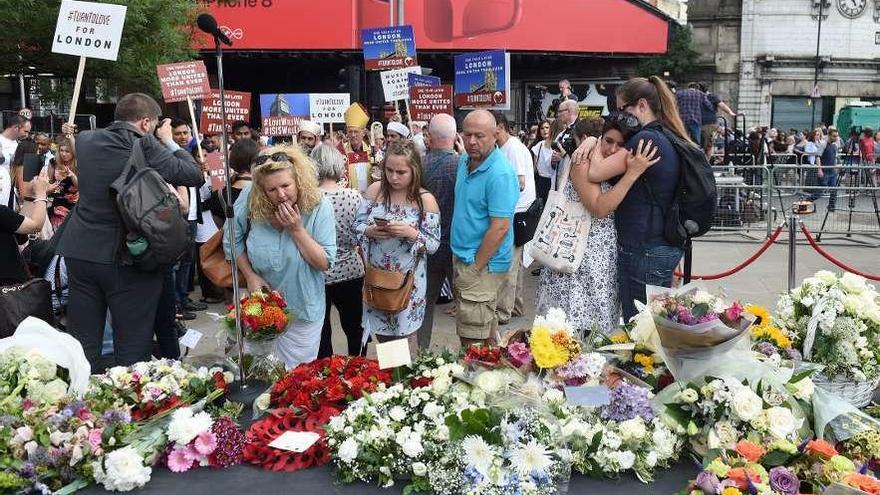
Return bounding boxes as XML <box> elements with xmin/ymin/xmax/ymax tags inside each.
<box><xmin>451</xmin><ymin>110</ymin><xmax>519</xmax><ymax>346</ymax></box>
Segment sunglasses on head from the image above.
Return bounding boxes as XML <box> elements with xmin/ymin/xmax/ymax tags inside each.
<box><xmin>254</xmin><ymin>152</ymin><xmax>293</xmax><ymax>167</ymax></box>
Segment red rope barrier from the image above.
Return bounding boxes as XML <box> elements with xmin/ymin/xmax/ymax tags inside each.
<box><xmin>674</xmin><ymin>224</ymin><xmax>785</xmax><ymax>280</ymax></box>
<box><xmin>800</xmin><ymin>224</ymin><xmax>880</xmax><ymax>281</ymax></box>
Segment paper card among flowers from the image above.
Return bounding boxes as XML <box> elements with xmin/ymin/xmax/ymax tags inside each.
<box><xmin>376</xmin><ymin>339</ymin><xmax>412</xmax><ymax>369</ymax></box>
<box><xmin>269</xmin><ymin>431</ymin><xmax>321</xmax><ymax>453</ymax></box>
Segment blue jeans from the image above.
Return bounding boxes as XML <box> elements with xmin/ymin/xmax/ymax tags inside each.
<box><xmin>808</xmin><ymin>170</ymin><xmax>838</xmax><ymax>208</ymax></box>
<box><xmin>618</xmin><ymin>244</ymin><xmax>684</xmax><ymax>322</ymax></box>
<box><xmin>686</xmin><ymin>122</ymin><xmax>702</xmax><ymax>146</ymax></box>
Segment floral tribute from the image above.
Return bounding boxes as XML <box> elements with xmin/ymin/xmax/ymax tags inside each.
<box><xmin>86</xmin><ymin>359</ymin><xmax>232</xmax><ymax>421</ymax></box>
<box><xmin>651</xmin><ymin>289</ymin><xmax>744</xmax><ymax>327</ymax></box>
<box><xmin>594</xmin><ymin>327</ymin><xmax>674</xmax><ymax>392</ymax></box>
<box><xmin>163</xmin><ymin>408</ymin><xmax>245</xmax><ymax>473</ymax></box>
<box><xmin>746</xmin><ymin>304</ymin><xmax>800</xmax><ymax>361</ymax></box>
<box><xmin>225</xmin><ymin>288</ymin><xmax>293</xmax><ymax>341</ymax></box>
<box><xmin>244</xmin><ymin>405</ymin><xmax>340</xmax><ymax>472</ymax></box>
<box><xmin>269</xmin><ymin>355</ymin><xmax>392</xmax><ymax>412</ymax></box>
<box><xmin>777</xmin><ymin>270</ymin><xmax>880</xmax><ymax>381</ymax></box>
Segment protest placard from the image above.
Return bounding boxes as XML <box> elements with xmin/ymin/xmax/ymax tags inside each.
<box><xmin>361</xmin><ymin>25</ymin><xmax>417</xmax><ymax>71</ymax></box>
<box><xmin>380</xmin><ymin>66</ymin><xmax>422</xmax><ymax>102</ymax></box>
<box><xmin>156</xmin><ymin>61</ymin><xmax>211</xmax><ymax>103</ymax></box>
<box><xmin>408</xmin><ymin>73</ymin><xmax>441</xmax><ymax>87</ymax></box>
<box><xmin>453</xmin><ymin>50</ymin><xmax>510</xmax><ymax>110</ymax></box>
<box><xmin>200</xmin><ymin>90</ymin><xmax>251</xmax><ymax>135</ymax></box>
<box><xmin>309</xmin><ymin>93</ymin><xmax>350</xmax><ymax>124</ymax></box>
<box><xmin>261</xmin><ymin>116</ymin><xmax>303</xmax><ymax>137</ymax></box>
<box><xmin>408</xmin><ymin>85</ymin><xmax>453</xmax><ymax>122</ymax></box>
<box><xmin>205</xmin><ymin>151</ymin><xmax>226</xmax><ymax>191</ymax></box>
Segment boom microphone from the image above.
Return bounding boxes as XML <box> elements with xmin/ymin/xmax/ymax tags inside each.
<box><xmin>197</xmin><ymin>13</ymin><xmax>232</xmax><ymax>46</ymax></box>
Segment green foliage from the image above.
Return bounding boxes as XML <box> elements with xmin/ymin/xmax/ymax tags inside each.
<box><xmin>445</xmin><ymin>408</ymin><xmax>502</xmax><ymax>444</ymax></box>
<box><xmin>638</xmin><ymin>23</ymin><xmax>699</xmax><ymax>81</ymax></box>
<box><xmin>0</xmin><ymin>0</ymin><xmax>204</xmax><ymax>103</ymax></box>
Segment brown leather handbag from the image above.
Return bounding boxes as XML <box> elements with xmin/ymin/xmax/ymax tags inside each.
<box><xmin>362</xmin><ymin>243</ymin><xmax>419</xmax><ymax>313</ymax></box>
<box><xmin>199</xmin><ymin>230</ymin><xmax>243</xmax><ymax>289</ymax></box>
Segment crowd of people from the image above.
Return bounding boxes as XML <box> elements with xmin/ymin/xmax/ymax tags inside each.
<box><xmin>0</xmin><ymin>74</ymin><xmax>726</xmax><ymax>373</ymax></box>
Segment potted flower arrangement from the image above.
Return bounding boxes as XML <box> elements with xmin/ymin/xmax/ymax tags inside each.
<box><xmin>776</xmin><ymin>271</ymin><xmax>880</xmax><ymax>407</ymax></box>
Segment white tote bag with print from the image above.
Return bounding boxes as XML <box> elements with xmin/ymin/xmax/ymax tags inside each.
<box><xmin>528</xmin><ymin>160</ymin><xmax>591</xmax><ymax>273</ymax></box>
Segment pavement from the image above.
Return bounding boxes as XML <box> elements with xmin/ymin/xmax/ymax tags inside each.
<box><xmin>179</xmin><ymin>233</ymin><xmax>880</xmax><ymax>362</ymax></box>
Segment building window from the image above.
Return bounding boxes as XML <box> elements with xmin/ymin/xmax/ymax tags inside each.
<box><xmin>771</xmin><ymin>96</ymin><xmax>834</xmax><ymax>131</ymax></box>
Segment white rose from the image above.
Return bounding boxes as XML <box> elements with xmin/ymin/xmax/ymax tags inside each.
<box><xmin>412</xmin><ymin>462</ymin><xmax>427</xmax><ymax>477</ymax></box>
<box><xmin>840</xmin><ymin>273</ymin><xmax>867</xmax><ymax>294</ymax></box>
<box><xmin>562</xmin><ymin>419</ymin><xmax>589</xmax><ymax>439</ymax></box>
<box><xmin>402</xmin><ymin>438</ymin><xmax>424</xmax><ymax>458</ymax></box>
<box><xmin>816</xmin><ymin>270</ymin><xmax>838</xmax><ymax>285</ymax></box>
<box><xmin>714</xmin><ymin>421</ymin><xmax>738</xmax><ymax>450</ymax></box>
<box><xmin>431</xmin><ymin>375</ymin><xmax>451</xmax><ymax>395</ymax></box>
<box><xmin>765</xmin><ymin>407</ymin><xmax>801</xmax><ymax>440</ymax></box>
<box><xmin>618</xmin><ymin>418</ymin><xmax>647</xmax><ymax>442</ymax></box>
<box><xmin>337</xmin><ymin>438</ymin><xmax>359</xmax><ymax>463</ymax></box>
<box><xmin>676</xmin><ymin>388</ymin><xmax>699</xmax><ymax>404</ymax></box>
<box><xmin>254</xmin><ymin>393</ymin><xmax>271</xmax><ymax>412</ymax></box>
<box><xmin>730</xmin><ymin>387</ymin><xmax>763</xmax><ymax>421</ymax></box>
<box><xmin>762</xmin><ymin>389</ymin><xmax>785</xmax><ymax>407</ymax></box>
<box><xmin>645</xmin><ymin>451</ymin><xmax>658</xmax><ymax>468</ymax></box>
<box><xmin>616</xmin><ymin>451</ymin><xmax>636</xmax><ymax>470</ymax></box>
<box><xmin>389</xmin><ymin>406</ymin><xmax>407</xmax><ymax>422</ymax></box>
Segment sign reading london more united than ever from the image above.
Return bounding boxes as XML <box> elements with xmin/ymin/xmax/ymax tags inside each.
<box><xmin>156</xmin><ymin>61</ymin><xmax>212</xmax><ymax>103</ymax></box>
<box><xmin>453</xmin><ymin>49</ymin><xmax>510</xmax><ymax>110</ymax></box>
<box><xmin>409</xmin><ymin>85</ymin><xmax>453</xmax><ymax>122</ymax></box>
<box><xmin>52</xmin><ymin>0</ymin><xmax>127</xmax><ymax>61</ymax></box>
<box><xmin>361</xmin><ymin>25</ymin><xmax>418</xmax><ymax>71</ymax></box>
<box><xmin>200</xmin><ymin>90</ymin><xmax>251</xmax><ymax>135</ymax></box>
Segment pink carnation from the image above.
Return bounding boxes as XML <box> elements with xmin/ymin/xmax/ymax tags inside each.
<box><xmin>725</xmin><ymin>302</ymin><xmax>744</xmax><ymax>322</ymax></box>
<box><xmin>506</xmin><ymin>341</ymin><xmax>532</xmax><ymax>368</ymax></box>
<box><xmin>193</xmin><ymin>431</ymin><xmax>218</xmax><ymax>456</ymax></box>
<box><xmin>87</xmin><ymin>428</ymin><xmax>103</xmax><ymax>451</ymax></box>
<box><xmin>167</xmin><ymin>447</ymin><xmax>196</xmax><ymax>473</ymax></box>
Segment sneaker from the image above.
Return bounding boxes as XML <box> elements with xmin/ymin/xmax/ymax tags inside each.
<box><xmin>176</xmin><ymin>308</ymin><xmax>197</xmax><ymax>321</ymax></box>
<box><xmin>181</xmin><ymin>299</ymin><xmax>208</xmax><ymax>311</ymax></box>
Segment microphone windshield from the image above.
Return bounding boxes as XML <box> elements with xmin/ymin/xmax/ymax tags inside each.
<box><xmin>197</xmin><ymin>13</ymin><xmax>218</xmax><ymax>35</ymax></box>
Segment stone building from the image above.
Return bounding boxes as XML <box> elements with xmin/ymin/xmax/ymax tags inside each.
<box><xmin>687</xmin><ymin>0</ymin><xmax>880</xmax><ymax>130</ymax></box>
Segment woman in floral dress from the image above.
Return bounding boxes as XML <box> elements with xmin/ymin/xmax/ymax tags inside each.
<box><xmin>536</xmin><ymin>113</ymin><xmax>657</xmax><ymax>334</ymax></box>
<box><xmin>354</xmin><ymin>141</ymin><xmax>440</xmax><ymax>355</ymax></box>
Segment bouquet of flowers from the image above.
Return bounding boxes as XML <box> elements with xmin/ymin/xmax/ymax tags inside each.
<box><xmin>661</xmin><ymin>373</ymin><xmax>814</xmax><ymax>458</ymax></box>
<box><xmin>595</xmin><ymin>328</ymin><xmax>674</xmax><ymax>392</ymax></box>
<box><xmin>426</xmin><ymin>407</ymin><xmax>571</xmax><ymax>495</ymax></box>
<box><xmin>224</xmin><ymin>289</ymin><xmax>292</xmax><ymax>342</ymax></box>
<box><xmin>225</xmin><ymin>289</ymin><xmax>293</xmax><ymax>381</ymax></box>
<box><xmin>163</xmin><ymin>408</ymin><xmax>245</xmax><ymax>472</ymax></box>
<box><xmin>1</xmin><ymin>399</ymin><xmax>134</xmax><ymax>494</ymax></box>
<box><xmin>244</xmin><ymin>405</ymin><xmax>339</xmax><ymax>472</ymax></box>
<box><xmin>326</xmin><ymin>381</ymin><xmax>484</xmax><ymax>489</ymax></box>
<box><xmin>86</xmin><ymin>360</ymin><xmax>232</xmax><ymax>421</ymax></box>
<box><xmin>776</xmin><ymin>271</ymin><xmax>880</xmax><ymax>389</ymax></box>
<box><xmin>463</xmin><ymin>344</ymin><xmax>505</xmax><ymax>370</ymax></box>
<box><xmin>269</xmin><ymin>355</ymin><xmax>392</xmax><ymax>412</ymax></box>
<box><xmin>650</xmin><ymin>287</ymin><xmax>747</xmax><ymax>350</ymax></box>
<box><xmin>0</xmin><ymin>347</ymin><xmax>71</xmax><ymax>411</ymax></box>
<box><xmin>547</xmin><ymin>383</ymin><xmax>682</xmax><ymax>482</ymax></box>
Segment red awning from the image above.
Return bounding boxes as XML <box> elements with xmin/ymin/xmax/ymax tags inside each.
<box><xmin>200</xmin><ymin>0</ymin><xmax>669</xmax><ymax>54</ymax></box>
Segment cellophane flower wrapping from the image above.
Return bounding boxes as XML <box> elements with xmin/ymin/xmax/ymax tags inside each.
<box><xmin>225</xmin><ymin>289</ymin><xmax>293</xmax><ymax>382</ymax></box>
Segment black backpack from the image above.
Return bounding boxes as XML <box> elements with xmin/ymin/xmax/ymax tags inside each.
<box><xmin>110</xmin><ymin>138</ymin><xmax>190</xmax><ymax>271</ymax></box>
<box><xmin>645</xmin><ymin>122</ymin><xmax>718</xmax><ymax>247</ymax></box>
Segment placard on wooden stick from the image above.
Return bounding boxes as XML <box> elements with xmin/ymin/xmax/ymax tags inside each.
<box><xmin>52</xmin><ymin>0</ymin><xmax>127</xmax><ymax>125</ymax></box>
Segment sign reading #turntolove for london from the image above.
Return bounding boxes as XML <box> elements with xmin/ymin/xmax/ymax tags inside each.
<box><xmin>52</xmin><ymin>0</ymin><xmax>127</xmax><ymax>61</ymax></box>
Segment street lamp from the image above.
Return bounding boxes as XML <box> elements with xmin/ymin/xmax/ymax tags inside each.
<box><xmin>810</xmin><ymin>0</ymin><xmax>829</xmax><ymax>129</ymax></box>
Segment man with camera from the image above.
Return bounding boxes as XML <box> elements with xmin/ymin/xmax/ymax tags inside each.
<box><xmin>551</xmin><ymin>99</ymin><xmax>580</xmax><ymax>189</ymax></box>
<box><xmin>57</xmin><ymin>93</ymin><xmax>204</xmax><ymax>370</ymax></box>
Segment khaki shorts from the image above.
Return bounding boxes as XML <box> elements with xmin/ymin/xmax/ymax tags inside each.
<box><xmin>701</xmin><ymin>124</ymin><xmax>718</xmax><ymax>154</ymax></box>
<box><xmin>453</xmin><ymin>258</ymin><xmax>505</xmax><ymax>340</ymax></box>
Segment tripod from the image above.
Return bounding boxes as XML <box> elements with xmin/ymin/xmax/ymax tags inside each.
<box><xmin>816</xmin><ymin>142</ymin><xmax>880</xmax><ymax>241</ymax></box>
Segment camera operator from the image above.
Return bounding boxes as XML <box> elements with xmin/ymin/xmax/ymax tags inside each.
<box><xmin>551</xmin><ymin>99</ymin><xmax>580</xmax><ymax>188</ymax></box>
<box><xmin>57</xmin><ymin>93</ymin><xmax>205</xmax><ymax>370</ymax></box>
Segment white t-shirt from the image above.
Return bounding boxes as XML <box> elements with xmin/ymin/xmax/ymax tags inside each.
<box><xmin>501</xmin><ymin>136</ymin><xmax>536</xmax><ymax>213</ymax></box>
<box><xmin>531</xmin><ymin>141</ymin><xmax>554</xmax><ymax>180</ymax></box>
<box><xmin>0</xmin><ymin>134</ymin><xmax>17</xmax><ymax>172</ymax></box>
<box><xmin>0</xmin><ymin>166</ymin><xmax>11</xmax><ymax>209</ymax></box>
<box><xmin>195</xmin><ymin>182</ymin><xmax>218</xmax><ymax>243</ymax></box>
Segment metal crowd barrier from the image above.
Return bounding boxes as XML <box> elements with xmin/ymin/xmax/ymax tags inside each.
<box><xmin>706</xmin><ymin>153</ymin><xmax>880</xmax><ymax>239</ymax></box>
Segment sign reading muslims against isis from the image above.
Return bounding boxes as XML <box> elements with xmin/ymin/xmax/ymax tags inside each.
<box><xmin>52</xmin><ymin>0</ymin><xmax>127</xmax><ymax>61</ymax></box>
<box><xmin>156</xmin><ymin>61</ymin><xmax>211</xmax><ymax>103</ymax></box>
<box><xmin>409</xmin><ymin>85</ymin><xmax>453</xmax><ymax>122</ymax></box>
<box><xmin>454</xmin><ymin>50</ymin><xmax>510</xmax><ymax>110</ymax></box>
<box><xmin>309</xmin><ymin>93</ymin><xmax>351</xmax><ymax>124</ymax></box>
<box><xmin>361</xmin><ymin>25</ymin><xmax>418</xmax><ymax>71</ymax></box>
<box><xmin>200</xmin><ymin>90</ymin><xmax>251</xmax><ymax>135</ymax></box>
<box><xmin>261</xmin><ymin>116</ymin><xmax>303</xmax><ymax>137</ymax></box>
<box><xmin>380</xmin><ymin>66</ymin><xmax>422</xmax><ymax>102</ymax></box>
<box><xmin>408</xmin><ymin>73</ymin><xmax>441</xmax><ymax>87</ymax></box>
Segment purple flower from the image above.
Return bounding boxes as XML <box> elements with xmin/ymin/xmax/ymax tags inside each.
<box><xmin>600</xmin><ymin>382</ymin><xmax>655</xmax><ymax>422</ymax></box>
<box><xmin>769</xmin><ymin>466</ymin><xmax>800</xmax><ymax>495</ymax></box>
<box><xmin>786</xmin><ymin>348</ymin><xmax>802</xmax><ymax>361</ymax></box>
<box><xmin>756</xmin><ymin>342</ymin><xmax>778</xmax><ymax>357</ymax></box>
<box><xmin>694</xmin><ymin>470</ymin><xmax>721</xmax><ymax>494</ymax></box>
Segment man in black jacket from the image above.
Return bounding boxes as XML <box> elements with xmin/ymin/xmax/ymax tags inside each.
<box><xmin>57</xmin><ymin>93</ymin><xmax>205</xmax><ymax>369</ymax></box>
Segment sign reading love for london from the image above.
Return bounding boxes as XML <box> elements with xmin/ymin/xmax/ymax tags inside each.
<box><xmin>454</xmin><ymin>49</ymin><xmax>510</xmax><ymax>110</ymax></box>
<box><xmin>52</xmin><ymin>0</ymin><xmax>127</xmax><ymax>61</ymax></box>
<box><xmin>156</xmin><ymin>61</ymin><xmax>212</xmax><ymax>103</ymax></box>
<box><xmin>361</xmin><ymin>25</ymin><xmax>418</xmax><ymax>71</ymax></box>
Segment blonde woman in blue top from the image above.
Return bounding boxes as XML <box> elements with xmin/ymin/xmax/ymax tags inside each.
<box><xmin>225</xmin><ymin>146</ymin><xmax>337</xmax><ymax>368</ymax></box>
<box><xmin>354</xmin><ymin>141</ymin><xmax>441</xmax><ymax>356</ymax></box>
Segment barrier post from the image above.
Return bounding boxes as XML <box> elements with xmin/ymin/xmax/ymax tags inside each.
<box><xmin>764</xmin><ymin>165</ymin><xmax>773</xmax><ymax>239</ymax></box>
<box><xmin>788</xmin><ymin>214</ymin><xmax>798</xmax><ymax>291</ymax></box>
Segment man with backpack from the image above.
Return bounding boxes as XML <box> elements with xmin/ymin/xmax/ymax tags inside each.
<box><xmin>57</xmin><ymin>93</ymin><xmax>204</xmax><ymax>369</ymax></box>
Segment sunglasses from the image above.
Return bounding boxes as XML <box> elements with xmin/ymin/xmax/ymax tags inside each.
<box><xmin>610</xmin><ymin>111</ymin><xmax>640</xmax><ymax>129</ymax></box>
<box><xmin>254</xmin><ymin>152</ymin><xmax>293</xmax><ymax>167</ymax></box>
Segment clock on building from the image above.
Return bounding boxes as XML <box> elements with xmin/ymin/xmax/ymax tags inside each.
<box><xmin>837</xmin><ymin>0</ymin><xmax>868</xmax><ymax>18</ymax></box>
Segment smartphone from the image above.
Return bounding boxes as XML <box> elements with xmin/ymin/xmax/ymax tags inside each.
<box><xmin>373</xmin><ymin>217</ymin><xmax>389</xmax><ymax>227</ymax></box>
<box><xmin>22</xmin><ymin>153</ymin><xmax>42</xmax><ymax>182</ymax></box>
